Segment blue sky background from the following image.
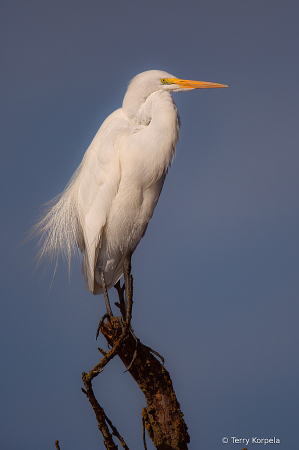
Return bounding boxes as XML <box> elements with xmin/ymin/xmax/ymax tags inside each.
<box><xmin>1</xmin><ymin>1</ymin><xmax>299</xmax><ymax>449</ymax></box>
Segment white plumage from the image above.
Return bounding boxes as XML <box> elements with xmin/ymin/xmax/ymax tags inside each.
<box><xmin>35</xmin><ymin>70</ymin><xmax>227</xmax><ymax>294</ymax></box>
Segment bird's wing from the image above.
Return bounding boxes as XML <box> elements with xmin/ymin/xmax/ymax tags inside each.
<box><xmin>76</xmin><ymin>109</ymin><xmax>128</xmax><ymax>293</ymax></box>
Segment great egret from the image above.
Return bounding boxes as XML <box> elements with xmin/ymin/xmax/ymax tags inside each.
<box><xmin>35</xmin><ymin>70</ymin><xmax>227</xmax><ymax>305</ymax></box>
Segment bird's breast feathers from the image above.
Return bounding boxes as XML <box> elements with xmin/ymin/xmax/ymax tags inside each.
<box><xmin>76</xmin><ymin>95</ymin><xmax>180</xmax><ymax>291</ymax></box>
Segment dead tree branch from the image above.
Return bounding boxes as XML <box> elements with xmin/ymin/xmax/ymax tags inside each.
<box><xmin>82</xmin><ymin>275</ymin><xmax>190</xmax><ymax>449</ymax></box>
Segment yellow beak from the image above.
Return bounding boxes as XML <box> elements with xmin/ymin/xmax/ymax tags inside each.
<box><xmin>170</xmin><ymin>78</ymin><xmax>228</xmax><ymax>89</ymax></box>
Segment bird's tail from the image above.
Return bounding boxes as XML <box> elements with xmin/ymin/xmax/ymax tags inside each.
<box><xmin>30</xmin><ymin>172</ymin><xmax>83</xmax><ymax>274</ymax></box>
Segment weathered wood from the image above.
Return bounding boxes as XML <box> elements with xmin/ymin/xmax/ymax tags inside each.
<box><xmin>100</xmin><ymin>317</ymin><xmax>190</xmax><ymax>450</ymax></box>
<box><xmin>82</xmin><ymin>274</ymin><xmax>189</xmax><ymax>449</ymax></box>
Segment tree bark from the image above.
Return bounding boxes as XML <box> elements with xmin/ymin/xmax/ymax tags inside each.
<box><xmin>81</xmin><ymin>277</ymin><xmax>190</xmax><ymax>449</ymax></box>
<box><xmin>95</xmin><ymin>316</ymin><xmax>190</xmax><ymax>450</ymax></box>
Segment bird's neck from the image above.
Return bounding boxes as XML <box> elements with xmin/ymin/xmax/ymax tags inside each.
<box><xmin>122</xmin><ymin>90</ymin><xmax>171</xmax><ymax>125</ymax></box>
<box><xmin>122</xmin><ymin>89</ymin><xmax>180</xmax><ymax>179</ymax></box>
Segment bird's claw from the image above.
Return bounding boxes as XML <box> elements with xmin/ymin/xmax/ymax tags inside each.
<box><xmin>96</xmin><ymin>313</ymin><xmax>112</xmax><ymax>340</ymax></box>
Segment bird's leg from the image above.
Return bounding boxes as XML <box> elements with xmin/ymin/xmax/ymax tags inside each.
<box><xmin>122</xmin><ymin>260</ymin><xmax>165</xmax><ymax>367</ymax></box>
<box><xmin>113</xmin><ymin>261</ymin><xmax>163</xmax><ymax>370</ymax></box>
<box><xmin>123</xmin><ymin>253</ymin><xmax>132</xmax><ymax>323</ymax></box>
<box><xmin>119</xmin><ymin>253</ymin><xmax>141</xmax><ymax>371</ymax></box>
<box><xmin>98</xmin><ymin>257</ymin><xmax>139</xmax><ymax>370</ymax></box>
<box><xmin>100</xmin><ymin>270</ymin><xmax>113</xmax><ymax>317</ymax></box>
<box><xmin>96</xmin><ymin>271</ymin><xmax>114</xmax><ymax>340</ymax></box>
<box><xmin>114</xmin><ymin>280</ymin><xmax>126</xmax><ymax>321</ymax></box>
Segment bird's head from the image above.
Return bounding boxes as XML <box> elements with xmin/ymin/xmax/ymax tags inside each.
<box><xmin>122</xmin><ymin>70</ymin><xmax>228</xmax><ymax>121</ymax></box>
<box><xmin>126</xmin><ymin>70</ymin><xmax>228</xmax><ymax>96</ymax></box>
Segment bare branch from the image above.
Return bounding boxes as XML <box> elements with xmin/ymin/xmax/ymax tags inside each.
<box><xmin>142</xmin><ymin>415</ymin><xmax>148</xmax><ymax>450</ymax></box>
<box><xmin>82</xmin><ymin>276</ymin><xmax>189</xmax><ymax>449</ymax></box>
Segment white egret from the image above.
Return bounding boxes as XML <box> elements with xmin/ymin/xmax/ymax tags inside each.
<box><xmin>35</xmin><ymin>70</ymin><xmax>227</xmax><ymax>309</ymax></box>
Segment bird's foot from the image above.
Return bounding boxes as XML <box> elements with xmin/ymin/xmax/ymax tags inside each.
<box><xmin>96</xmin><ymin>271</ymin><xmax>114</xmax><ymax>340</ymax></box>
<box><xmin>96</xmin><ymin>312</ymin><xmax>113</xmax><ymax>340</ymax></box>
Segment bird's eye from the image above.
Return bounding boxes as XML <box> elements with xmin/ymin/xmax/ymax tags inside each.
<box><xmin>160</xmin><ymin>78</ymin><xmax>171</xmax><ymax>85</ymax></box>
